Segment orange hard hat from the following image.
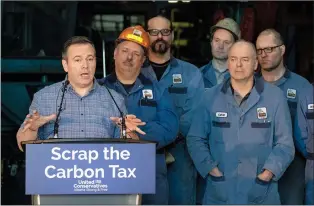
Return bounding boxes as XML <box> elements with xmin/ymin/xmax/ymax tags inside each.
<box><xmin>116</xmin><ymin>25</ymin><xmax>150</xmax><ymax>50</ymax></box>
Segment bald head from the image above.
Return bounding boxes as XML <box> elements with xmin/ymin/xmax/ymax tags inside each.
<box><xmin>147</xmin><ymin>15</ymin><xmax>172</xmax><ymax>30</ymax></box>
<box><xmin>257</xmin><ymin>29</ymin><xmax>284</xmax><ymax>46</ymax></box>
<box><xmin>256</xmin><ymin>29</ymin><xmax>285</xmax><ymax>72</ymax></box>
<box><xmin>229</xmin><ymin>40</ymin><xmax>257</xmax><ymax>59</ymax></box>
<box><xmin>228</xmin><ymin>40</ymin><xmax>258</xmax><ymax>81</ymax></box>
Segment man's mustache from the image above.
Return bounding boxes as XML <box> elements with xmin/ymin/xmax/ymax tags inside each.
<box><xmin>123</xmin><ymin>60</ymin><xmax>133</xmax><ymax>66</ymax></box>
<box><xmin>153</xmin><ymin>39</ymin><xmax>169</xmax><ymax>46</ymax></box>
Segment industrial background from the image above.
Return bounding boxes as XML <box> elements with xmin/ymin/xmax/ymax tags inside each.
<box><xmin>1</xmin><ymin>1</ymin><xmax>313</xmax><ymax>204</ymax></box>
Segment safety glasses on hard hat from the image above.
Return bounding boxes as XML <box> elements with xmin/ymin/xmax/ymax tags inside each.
<box><xmin>147</xmin><ymin>29</ymin><xmax>172</xmax><ymax>36</ymax></box>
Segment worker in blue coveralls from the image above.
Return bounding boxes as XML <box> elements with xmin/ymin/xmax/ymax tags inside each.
<box><xmin>200</xmin><ymin>18</ymin><xmax>240</xmax><ymax>89</ymax></box>
<box><xmin>197</xmin><ymin>17</ymin><xmax>241</xmax><ymax>204</ymax></box>
<box><xmin>256</xmin><ymin>28</ymin><xmax>312</xmax><ymax>205</ymax></box>
<box><xmin>294</xmin><ymin>84</ymin><xmax>314</xmax><ymax>205</ymax></box>
<box><xmin>186</xmin><ymin>40</ymin><xmax>295</xmax><ymax>205</ymax></box>
<box><xmin>98</xmin><ymin>25</ymin><xmax>179</xmax><ymax>205</ymax></box>
<box><xmin>141</xmin><ymin>14</ymin><xmax>205</xmax><ymax>204</ymax></box>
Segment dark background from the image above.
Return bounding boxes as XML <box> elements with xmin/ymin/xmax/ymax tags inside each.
<box><xmin>1</xmin><ymin>1</ymin><xmax>313</xmax><ymax>204</ymax></box>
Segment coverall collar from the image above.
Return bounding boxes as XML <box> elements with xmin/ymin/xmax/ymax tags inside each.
<box><xmin>202</xmin><ymin>60</ymin><xmax>230</xmax><ymax>86</ymax></box>
<box><xmin>143</xmin><ymin>56</ymin><xmax>178</xmax><ymax>81</ymax></box>
<box><xmin>143</xmin><ymin>56</ymin><xmax>178</xmax><ymax>67</ymax></box>
<box><xmin>107</xmin><ymin>72</ymin><xmax>153</xmax><ymax>96</ymax></box>
<box><xmin>221</xmin><ymin>76</ymin><xmax>264</xmax><ymax>116</ymax></box>
<box><xmin>202</xmin><ymin>61</ymin><xmax>217</xmax><ymax>86</ymax></box>
<box><xmin>255</xmin><ymin>68</ymin><xmax>291</xmax><ymax>86</ymax></box>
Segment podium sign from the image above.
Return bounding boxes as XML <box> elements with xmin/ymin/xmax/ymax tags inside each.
<box><xmin>25</xmin><ymin>143</ymin><xmax>156</xmax><ymax>195</ymax></box>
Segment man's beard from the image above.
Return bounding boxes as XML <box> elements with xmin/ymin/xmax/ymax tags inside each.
<box><xmin>151</xmin><ymin>39</ymin><xmax>170</xmax><ymax>54</ymax></box>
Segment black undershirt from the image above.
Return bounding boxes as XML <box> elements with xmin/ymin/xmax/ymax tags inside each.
<box><xmin>150</xmin><ymin>60</ymin><xmax>171</xmax><ymax>81</ymax></box>
<box><xmin>120</xmin><ymin>81</ymin><xmax>135</xmax><ymax>94</ymax></box>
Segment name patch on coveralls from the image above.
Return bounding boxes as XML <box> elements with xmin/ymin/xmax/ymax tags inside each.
<box><xmin>287</xmin><ymin>88</ymin><xmax>296</xmax><ymax>99</ymax></box>
<box><xmin>308</xmin><ymin>104</ymin><xmax>314</xmax><ymax>110</ymax></box>
<box><xmin>257</xmin><ymin>107</ymin><xmax>267</xmax><ymax>119</ymax></box>
<box><xmin>216</xmin><ymin>112</ymin><xmax>228</xmax><ymax>118</ymax></box>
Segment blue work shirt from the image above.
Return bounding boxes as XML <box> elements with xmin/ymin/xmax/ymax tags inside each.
<box><xmin>99</xmin><ymin>72</ymin><xmax>179</xmax><ymax>205</ymax></box>
<box><xmin>255</xmin><ymin>69</ymin><xmax>311</xmax><ymax>120</ymax></box>
<box><xmin>294</xmin><ymin>83</ymin><xmax>314</xmax><ymax>205</ymax></box>
<box><xmin>186</xmin><ymin>77</ymin><xmax>295</xmax><ymax>204</ymax></box>
<box><xmin>294</xmin><ymin>83</ymin><xmax>314</xmax><ymax>158</ymax></box>
<box><xmin>98</xmin><ymin>73</ymin><xmax>179</xmax><ymax>149</ymax></box>
<box><xmin>200</xmin><ymin>60</ymin><xmax>230</xmax><ymax>88</ymax></box>
<box><xmin>25</xmin><ymin>79</ymin><xmax>125</xmax><ymax>139</ymax></box>
<box><xmin>141</xmin><ymin>57</ymin><xmax>204</xmax><ymax>137</ymax></box>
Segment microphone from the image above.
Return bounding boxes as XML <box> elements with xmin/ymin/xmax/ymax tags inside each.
<box><xmin>102</xmin><ymin>84</ymin><xmax>127</xmax><ymax>139</ymax></box>
<box><xmin>53</xmin><ymin>78</ymin><xmax>69</xmax><ymax>138</ymax></box>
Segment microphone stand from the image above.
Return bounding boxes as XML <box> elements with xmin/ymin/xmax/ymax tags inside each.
<box><xmin>121</xmin><ymin>115</ymin><xmax>127</xmax><ymax>139</ymax></box>
<box><xmin>103</xmin><ymin>85</ymin><xmax>127</xmax><ymax>139</ymax></box>
<box><xmin>53</xmin><ymin>80</ymin><xmax>69</xmax><ymax>138</ymax></box>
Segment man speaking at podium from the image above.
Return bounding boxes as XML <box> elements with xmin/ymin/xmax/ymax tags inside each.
<box><xmin>16</xmin><ymin>36</ymin><xmax>146</xmax><ymax>152</ymax></box>
<box><xmin>98</xmin><ymin>25</ymin><xmax>179</xmax><ymax>205</ymax></box>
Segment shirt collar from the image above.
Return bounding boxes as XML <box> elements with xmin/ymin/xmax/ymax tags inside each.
<box><xmin>67</xmin><ymin>77</ymin><xmax>99</xmax><ymax>94</ymax></box>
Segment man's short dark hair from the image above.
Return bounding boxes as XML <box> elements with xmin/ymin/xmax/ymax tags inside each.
<box><xmin>62</xmin><ymin>36</ymin><xmax>95</xmax><ymax>59</ymax></box>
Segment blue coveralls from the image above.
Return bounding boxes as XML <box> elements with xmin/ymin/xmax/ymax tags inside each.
<box><xmin>256</xmin><ymin>69</ymin><xmax>311</xmax><ymax>204</ymax></box>
<box><xmin>98</xmin><ymin>73</ymin><xmax>179</xmax><ymax>205</ymax></box>
<box><xmin>141</xmin><ymin>57</ymin><xmax>205</xmax><ymax>204</ymax></box>
<box><xmin>200</xmin><ymin>61</ymin><xmax>230</xmax><ymax>88</ymax></box>
<box><xmin>197</xmin><ymin>61</ymin><xmax>230</xmax><ymax>204</ymax></box>
<box><xmin>186</xmin><ymin>77</ymin><xmax>295</xmax><ymax>204</ymax></box>
<box><xmin>294</xmin><ymin>83</ymin><xmax>314</xmax><ymax>205</ymax></box>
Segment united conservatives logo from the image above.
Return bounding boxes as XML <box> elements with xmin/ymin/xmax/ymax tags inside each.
<box><xmin>73</xmin><ymin>180</ymin><xmax>108</xmax><ymax>192</ymax></box>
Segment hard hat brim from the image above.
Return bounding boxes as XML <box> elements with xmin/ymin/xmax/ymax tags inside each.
<box><xmin>115</xmin><ymin>39</ymin><xmax>148</xmax><ymax>53</ymax></box>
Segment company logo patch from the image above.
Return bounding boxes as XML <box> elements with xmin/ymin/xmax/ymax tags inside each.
<box><xmin>257</xmin><ymin>107</ymin><xmax>267</xmax><ymax>119</ymax></box>
<box><xmin>172</xmin><ymin>74</ymin><xmax>182</xmax><ymax>84</ymax></box>
<box><xmin>142</xmin><ymin>89</ymin><xmax>153</xmax><ymax>99</ymax></box>
<box><xmin>133</xmin><ymin>29</ymin><xmax>142</xmax><ymax>37</ymax></box>
<box><xmin>127</xmin><ymin>32</ymin><xmax>143</xmax><ymax>43</ymax></box>
<box><xmin>287</xmin><ymin>88</ymin><xmax>296</xmax><ymax>99</ymax></box>
<box><xmin>216</xmin><ymin>112</ymin><xmax>227</xmax><ymax>118</ymax></box>
<box><xmin>308</xmin><ymin>104</ymin><xmax>314</xmax><ymax>110</ymax></box>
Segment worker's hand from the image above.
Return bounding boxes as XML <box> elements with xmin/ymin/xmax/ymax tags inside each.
<box><xmin>110</xmin><ymin>114</ymin><xmax>146</xmax><ymax>135</ymax></box>
<box><xmin>21</xmin><ymin>110</ymin><xmax>56</xmax><ymax>132</ymax></box>
<box><xmin>209</xmin><ymin>167</ymin><xmax>223</xmax><ymax>177</ymax></box>
<box><xmin>257</xmin><ymin>169</ymin><xmax>273</xmax><ymax>182</ymax></box>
